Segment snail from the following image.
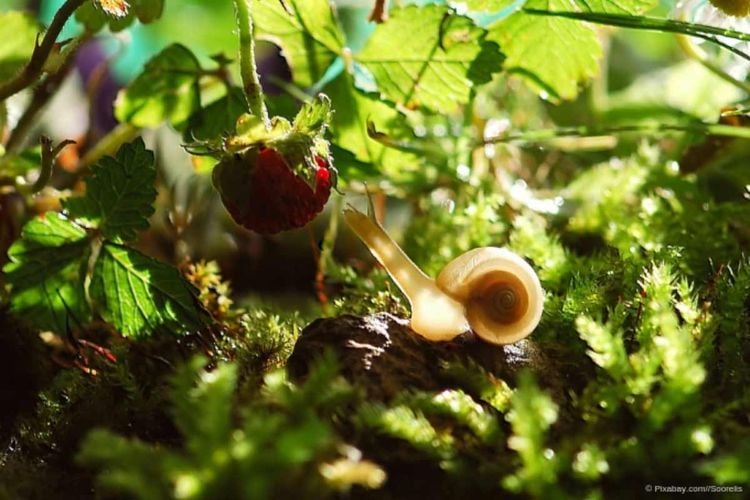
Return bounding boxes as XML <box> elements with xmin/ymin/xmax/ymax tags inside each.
<box><xmin>343</xmin><ymin>204</ymin><xmax>544</xmax><ymax>345</ymax></box>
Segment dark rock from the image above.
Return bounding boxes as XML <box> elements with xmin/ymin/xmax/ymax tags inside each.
<box><xmin>287</xmin><ymin>313</ymin><xmax>571</xmax><ymax>404</ymax></box>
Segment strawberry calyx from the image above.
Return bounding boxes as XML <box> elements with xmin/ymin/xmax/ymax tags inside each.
<box><xmin>195</xmin><ymin>93</ymin><xmax>337</xmax><ymax>233</ymax></box>
<box><xmin>224</xmin><ymin>94</ymin><xmax>333</xmax><ymax>190</ymax></box>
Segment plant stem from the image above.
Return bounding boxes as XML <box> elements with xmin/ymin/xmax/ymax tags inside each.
<box><xmin>481</xmin><ymin>122</ymin><xmax>750</xmax><ymax>145</ymax></box>
<box><xmin>232</xmin><ymin>0</ymin><xmax>270</xmax><ymax>128</ymax></box>
<box><xmin>524</xmin><ymin>9</ymin><xmax>750</xmax><ymax>63</ymax></box>
<box><xmin>79</xmin><ymin>123</ymin><xmax>140</xmax><ymax>172</ymax></box>
<box><xmin>315</xmin><ymin>195</ymin><xmax>342</xmax><ymax>316</ymax></box>
<box><xmin>32</xmin><ymin>136</ymin><xmax>74</xmax><ymax>193</ymax></box>
<box><xmin>0</xmin><ymin>0</ymin><xmax>87</xmax><ymax>101</ymax></box>
<box><xmin>675</xmin><ymin>29</ymin><xmax>750</xmax><ymax>95</ymax></box>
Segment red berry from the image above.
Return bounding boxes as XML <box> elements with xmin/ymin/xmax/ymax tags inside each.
<box><xmin>213</xmin><ymin>147</ymin><xmax>332</xmax><ymax>234</ymax></box>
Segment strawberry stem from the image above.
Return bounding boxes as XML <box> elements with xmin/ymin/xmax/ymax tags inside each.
<box><xmin>233</xmin><ymin>0</ymin><xmax>270</xmax><ymax>128</ymax></box>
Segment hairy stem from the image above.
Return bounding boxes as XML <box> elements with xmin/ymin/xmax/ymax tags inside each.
<box><xmin>233</xmin><ymin>0</ymin><xmax>270</xmax><ymax>128</ymax></box>
<box><xmin>0</xmin><ymin>0</ymin><xmax>87</xmax><ymax>101</ymax></box>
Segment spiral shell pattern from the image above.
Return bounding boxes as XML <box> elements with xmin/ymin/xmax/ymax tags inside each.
<box><xmin>436</xmin><ymin>248</ymin><xmax>544</xmax><ymax>345</ymax></box>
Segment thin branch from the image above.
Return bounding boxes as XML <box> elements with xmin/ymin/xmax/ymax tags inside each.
<box><xmin>676</xmin><ymin>29</ymin><xmax>750</xmax><ymax>95</ymax></box>
<box><xmin>232</xmin><ymin>0</ymin><xmax>270</xmax><ymax>127</ymax></box>
<box><xmin>32</xmin><ymin>136</ymin><xmax>75</xmax><ymax>193</ymax></box>
<box><xmin>369</xmin><ymin>0</ymin><xmax>388</xmax><ymax>23</ymax></box>
<box><xmin>5</xmin><ymin>36</ymin><xmax>89</xmax><ymax>153</ymax></box>
<box><xmin>480</xmin><ymin>122</ymin><xmax>750</xmax><ymax>146</ymax></box>
<box><xmin>0</xmin><ymin>0</ymin><xmax>87</xmax><ymax>101</ymax></box>
<box><xmin>523</xmin><ymin>9</ymin><xmax>750</xmax><ymax>42</ymax></box>
<box><xmin>523</xmin><ymin>9</ymin><xmax>750</xmax><ymax>64</ymax></box>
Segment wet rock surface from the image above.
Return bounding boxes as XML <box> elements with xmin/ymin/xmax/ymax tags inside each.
<box><xmin>287</xmin><ymin>313</ymin><xmax>577</xmax><ymax>404</ymax></box>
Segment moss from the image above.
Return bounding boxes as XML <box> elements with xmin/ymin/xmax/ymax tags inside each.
<box><xmin>5</xmin><ymin>145</ymin><xmax>750</xmax><ymax>498</ymax></box>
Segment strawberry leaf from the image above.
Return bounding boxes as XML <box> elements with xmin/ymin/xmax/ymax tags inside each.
<box><xmin>293</xmin><ymin>94</ymin><xmax>332</xmax><ymax>137</ymax></box>
<box><xmin>356</xmin><ymin>5</ymin><xmax>503</xmax><ymax>113</ymax></box>
<box><xmin>5</xmin><ymin>139</ymin><xmax>208</xmax><ymax>337</ymax></box>
<box><xmin>326</xmin><ymin>72</ymin><xmax>420</xmax><ymax>181</ymax></box>
<box><xmin>89</xmin><ymin>243</ymin><xmax>209</xmax><ymax>338</ymax></box>
<box><xmin>63</xmin><ymin>138</ymin><xmax>156</xmax><ymax>242</ymax></box>
<box><xmin>115</xmin><ymin>44</ymin><xmax>202</xmax><ymax>128</ymax></box>
<box><xmin>487</xmin><ymin>0</ymin><xmax>602</xmax><ymax>102</ymax></box>
<box><xmin>463</xmin><ymin>0</ymin><xmax>513</xmax><ymax>11</ymax></box>
<box><xmin>252</xmin><ymin>0</ymin><xmax>346</xmax><ymax>87</ymax></box>
<box><xmin>3</xmin><ymin>213</ymin><xmax>91</xmax><ymax>333</ymax></box>
<box><xmin>484</xmin><ymin>0</ymin><xmax>656</xmax><ymax>101</ymax></box>
<box><xmin>576</xmin><ymin>0</ymin><xmax>658</xmax><ymax>14</ymax></box>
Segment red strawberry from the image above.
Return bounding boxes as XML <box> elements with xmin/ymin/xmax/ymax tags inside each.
<box><xmin>213</xmin><ymin>147</ymin><xmax>332</xmax><ymax>234</ymax></box>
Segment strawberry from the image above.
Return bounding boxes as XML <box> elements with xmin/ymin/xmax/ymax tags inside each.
<box><xmin>202</xmin><ymin>94</ymin><xmax>336</xmax><ymax>233</ymax></box>
<box><xmin>213</xmin><ymin>146</ymin><xmax>333</xmax><ymax>234</ymax></box>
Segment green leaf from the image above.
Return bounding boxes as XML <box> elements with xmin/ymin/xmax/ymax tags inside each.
<box><xmin>76</xmin><ymin>0</ymin><xmax>165</xmax><ymax>32</ymax></box>
<box><xmin>3</xmin><ymin>213</ymin><xmax>90</xmax><ymax>333</ymax></box>
<box><xmin>326</xmin><ymin>72</ymin><xmax>420</xmax><ymax>179</ymax></box>
<box><xmin>184</xmin><ymin>86</ymin><xmax>247</xmax><ymax>142</ymax></box>
<box><xmin>463</xmin><ymin>0</ymin><xmax>513</xmax><ymax>12</ymax></box>
<box><xmin>76</xmin><ymin>2</ymin><xmax>135</xmax><ymax>32</ymax></box>
<box><xmin>574</xmin><ymin>0</ymin><xmax>657</xmax><ymax>14</ymax></box>
<box><xmin>89</xmin><ymin>243</ymin><xmax>208</xmax><ymax>337</ymax></box>
<box><xmin>0</xmin><ymin>11</ymin><xmax>38</xmax><ymax>83</ymax></box>
<box><xmin>0</xmin><ymin>147</ymin><xmax>42</xmax><ymax>178</ymax></box>
<box><xmin>114</xmin><ymin>44</ymin><xmax>202</xmax><ymax>128</ymax></box>
<box><xmin>356</xmin><ymin>5</ymin><xmax>503</xmax><ymax>113</ymax></box>
<box><xmin>75</xmin><ymin>3</ymin><xmax>109</xmax><ymax>32</ymax></box>
<box><xmin>132</xmin><ymin>0</ymin><xmax>165</xmax><ymax>23</ymax></box>
<box><xmin>63</xmin><ymin>138</ymin><xmax>156</xmax><ymax>242</ymax></box>
<box><xmin>293</xmin><ymin>94</ymin><xmax>332</xmax><ymax>136</ymax></box>
<box><xmin>252</xmin><ymin>0</ymin><xmax>346</xmax><ymax>87</ymax></box>
<box><xmin>487</xmin><ymin>0</ymin><xmax>602</xmax><ymax>101</ymax></box>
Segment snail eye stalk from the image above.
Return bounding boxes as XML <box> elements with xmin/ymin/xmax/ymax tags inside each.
<box><xmin>344</xmin><ymin>205</ymin><xmax>544</xmax><ymax>345</ymax></box>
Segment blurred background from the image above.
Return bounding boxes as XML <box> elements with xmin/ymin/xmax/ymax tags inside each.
<box><xmin>1</xmin><ymin>0</ymin><xmax>744</xmax><ymax>310</ymax></box>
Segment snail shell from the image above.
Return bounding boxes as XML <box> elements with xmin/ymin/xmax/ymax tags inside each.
<box><xmin>436</xmin><ymin>248</ymin><xmax>544</xmax><ymax>345</ymax></box>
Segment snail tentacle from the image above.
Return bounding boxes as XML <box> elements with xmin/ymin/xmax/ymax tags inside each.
<box><xmin>343</xmin><ymin>206</ymin><xmax>469</xmax><ymax>340</ymax></box>
<box><xmin>344</xmin><ymin>206</ymin><xmax>543</xmax><ymax>344</ymax></box>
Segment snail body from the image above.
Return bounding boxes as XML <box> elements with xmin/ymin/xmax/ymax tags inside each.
<box><xmin>343</xmin><ymin>206</ymin><xmax>544</xmax><ymax>345</ymax></box>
